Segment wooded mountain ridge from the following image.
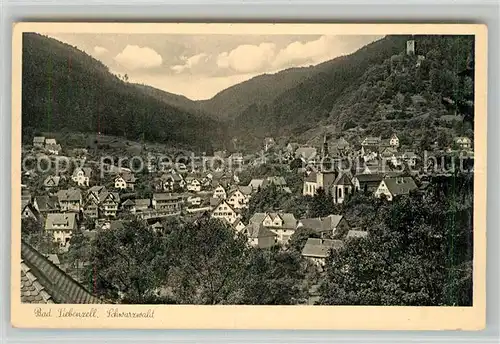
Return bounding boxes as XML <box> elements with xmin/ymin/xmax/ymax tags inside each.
<box><xmin>23</xmin><ymin>33</ymin><xmax>474</xmax><ymax>152</ymax></box>
<box><xmin>22</xmin><ymin>33</ymin><xmax>228</xmax><ymax>153</ymax></box>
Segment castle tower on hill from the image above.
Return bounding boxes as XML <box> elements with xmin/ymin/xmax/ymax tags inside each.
<box><xmin>406</xmin><ymin>39</ymin><xmax>415</xmax><ymax>55</ymax></box>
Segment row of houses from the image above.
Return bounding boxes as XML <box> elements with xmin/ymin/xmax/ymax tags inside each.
<box><xmin>303</xmin><ymin>169</ymin><xmax>418</xmax><ymax>202</ymax></box>
<box><xmin>32</xmin><ymin>136</ymin><xmax>62</xmax><ymax>155</ymax></box>
<box><xmin>230</xmin><ymin>210</ymin><xmax>365</xmax><ymax>268</ymax></box>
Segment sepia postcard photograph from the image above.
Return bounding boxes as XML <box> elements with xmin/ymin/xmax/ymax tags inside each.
<box><xmin>11</xmin><ymin>22</ymin><xmax>487</xmax><ymax>330</ymax></box>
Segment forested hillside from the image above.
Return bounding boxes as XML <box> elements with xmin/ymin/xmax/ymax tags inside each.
<box><xmin>221</xmin><ymin>35</ymin><xmax>474</xmax><ymax>150</ymax></box>
<box><xmin>302</xmin><ymin>34</ymin><xmax>475</xmax><ymax>146</ymax></box>
<box><xmin>22</xmin><ymin>33</ymin><xmax>228</xmax><ymax>152</ymax></box>
<box><xmin>199</xmin><ymin>67</ymin><xmax>316</xmax><ymax>120</ymax></box>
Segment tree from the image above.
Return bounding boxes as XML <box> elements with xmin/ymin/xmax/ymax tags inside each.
<box><xmin>240</xmin><ymin>248</ymin><xmax>308</xmax><ymax>305</ymax></box>
<box><xmin>318</xmin><ymin>180</ymin><xmax>473</xmax><ymax>306</ymax></box>
<box><xmin>22</xmin><ymin>218</ymin><xmax>58</xmax><ymax>254</ymax></box>
<box><xmin>289</xmin><ymin>158</ymin><xmax>303</xmax><ymax>170</ymax></box>
<box><xmin>309</xmin><ymin>188</ymin><xmax>337</xmax><ymax>218</ymax></box>
<box><xmin>65</xmin><ymin>227</ymin><xmax>91</xmax><ymax>281</ymax></box>
<box><xmin>87</xmin><ymin>218</ymin><xmax>167</xmax><ymax>303</ymax></box>
<box><xmin>165</xmin><ymin>218</ymin><xmax>249</xmax><ymax>304</ymax></box>
<box><xmin>242</xmin><ymin>184</ymin><xmax>290</xmax><ymax>222</ymax></box>
<box><xmin>287</xmin><ymin>227</ymin><xmax>320</xmax><ymax>253</ymax></box>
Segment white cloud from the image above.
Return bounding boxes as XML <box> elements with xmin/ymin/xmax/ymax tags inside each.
<box><xmin>93</xmin><ymin>46</ymin><xmax>109</xmax><ymax>57</ymax></box>
<box><xmin>272</xmin><ymin>36</ymin><xmax>333</xmax><ymax>68</ymax></box>
<box><xmin>114</xmin><ymin>45</ymin><xmax>163</xmax><ymax>70</ymax></box>
<box><xmin>171</xmin><ymin>53</ymin><xmax>209</xmax><ymax>73</ymax></box>
<box><xmin>217</xmin><ymin>43</ymin><xmax>276</xmax><ymax>73</ymax></box>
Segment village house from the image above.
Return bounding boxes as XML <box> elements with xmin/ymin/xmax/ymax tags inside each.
<box><xmin>226</xmin><ymin>187</ymin><xmax>252</xmax><ymax>210</ymax></box>
<box><xmin>295</xmin><ymin>146</ymin><xmax>318</xmax><ymax>165</ymax></box>
<box><xmin>150</xmin><ymin>221</ymin><xmax>163</xmax><ymax>232</ymax></box>
<box><xmin>99</xmin><ymin>190</ymin><xmax>120</xmax><ymax>217</ymax></box>
<box><xmin>242</xmin><ymin>223</ymin><xmax>277</xmax><ymax>249</ymax></box>
<box><xmin>375</xmin><ymin>176</ymin><xmax>418</xmax><ymax>201</ymax></box>
<box><xmin>21</xmin><ymin>187</ymin><xmax>32</xmax><ymax>204</ymax></box>
<box><xmin>186</xmin><ymin>195</ymin><xmax>202</xmax><ymax>207</ymax></box>
<box><xmin>380</xmin><ymin>147</ymin><xmax>400</xmax><ymax>166</ymax></box>
<box><xmin>33</xmin><ymin>136</ymin><xmax>45</xmax><ymax>148</ymax></box>
<box><xmin>46</xmin><ymin>143</ymin><xmax>62</xmax><ymax>155</ymax></box>
<box><xmin>33</xmin><ymin>195</ymin><xmax>60</xmax><ymax>216</ymax></box>
<box><xmin>45</xmin><ymin>213</ymin><xmax>77</xmax><ymax>248</ymax></box>
<box><xmin>83</xmin><ymin>192</ymin><xmax>100</xmax><ymax>219</ymax></box>
<box><xmin>352</xmin><ymin>173</ymin><xmax>384</xmax><ymax>193</ymax></box>
<box><xmin>43</xmin><ymin>175</ymin><xmax>61</xmax><ymax>190</ymax></box>
<box><xmin>22</xmin><ymin>203</ymin><xmax>40</xmax><ymax>221</ymax></box>
<box><xmin>56</xmin><ymin>188</ymin><xmax>82</xmax><ymax>212</ymax></box>
<box><xmin>389</xmin><ymin>134</ymin><xmax>400</xmax><ymax>148</ymax></box>
<box><xmin>212</xmin><ymin>184</ymin><xmax>227</xmax><ymax>199</ymax></box>
<box><xmin>286</xmin><ymin>142</ymin><xmax>300</xmax><ymax>155</ymax></box>
<box><xmin>71</xmin><ymin>167</ymin><xmax>92</xmax><ymax>187</ymax></box>
<box><xmin>401</xmin><ymin>151</ymin><xmax>418</xmax><ymax>167</ymax></box>
<box><xmin>233</xmin><ymin>219</ymin><xmax>246</xmax><ymax>232</ymax></box>
<box><xmin>211</xmin><ymin>199</ymin><xmax>240</xmax><ymax>225</ymax></box>
<box><xmin>454</xmin><ymin>136</ymin><xmax>472</xmax><ymax>150</ymax></box>
<box><xmin>121</xmin><ymin>199</ymin><xmax>136</xmax><ymax>213</ymax></box>
<box><xmin>114</xmin><ymin>172</ymin><xmax>136</xmax><ymax>190</ymax></box>
<box><xmin>248</xmin><ymin>178</ymin><xmax>264</xmax><ymax>192</ymax></box>
<box><xmin>264</xmin><ymin>137</ymin><xmax>276</xmax><ymax>152</ymax></box>
<box><xmin>45</xmin><ymin>138</ymin><xmax>57</xmax><ymax>146</ymax></box>
<box><xmin>134</xmin><ymin>198</ymin><xmax>151</xmax><ymax>212</ymax></box>
<box><xmin>248</xmin><ymin>212</ymin><xmax>298</xmax><ymax>244</ymax></box>
<box><xmin>302</xmin><ymin>238</ymin><xmax>344</xmax><ymax>268</ymax></box>
<box><xmin>297</xmin><ymin>214</ymin><xmax>351</xmax><ymax>239</ymax></box>
<box><xmin>96</xmin><ymin>219</ymin><xmax>125</xmax><ymax>231</ymax></box>
<box><xmin>152</xmin><ymin>193</ymin><xmax>183</xmax><ymax>215</ymax></box>
<box><xmin>303</xmin><ymin>171</ymin><xmax>336</xmax><ymax>197</ymax></box>
<box><xmin>159</xmin><ymin>172</ymin><xmax>185</xmax><ymax>191</ymax></box>
<box><xmin>333</xmin><ymin>137</ymin><xmax>350</xmax><ymax>153</ymax></box>
<box><xmin>361</xmin><ymin>136</ymin><xmax>381</xmax><ymax>147</ymax></box>
<box><xmin>185</xmin><ymin>177</ymin><xmax>202</xmax><ymax>192</ymax></box>
<box><xmin>229</xmin><ymin>152</ymin><xmax>244</xmax><ymax>166</ymax></box>
<box><xmin>262</xmin><ymin>176</ymin><xmax>288</xmax><ymax>189</ymax></box>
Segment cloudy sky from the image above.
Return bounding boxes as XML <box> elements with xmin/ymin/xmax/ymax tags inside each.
<box><xmin>45</xmin><ymin>33</ymin><xmax>383</xmax><ymax>100</ymax></box>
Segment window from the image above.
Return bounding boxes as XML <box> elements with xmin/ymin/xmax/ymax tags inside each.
<box><xmin>338</xmin><ymin>187</ymin><xmax>343</xmax><ymax>198</ymax></box>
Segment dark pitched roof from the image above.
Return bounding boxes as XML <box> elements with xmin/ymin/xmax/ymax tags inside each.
<box><xmin>153</xmin><ymin>193</ymin><xmax>183</xmax><ymax>201</ymax></box>
<box><xmin>21</xmin><ymin>240</ymin><xmax>101</xmax><ymax>304</ymax></box>
<box><xmin>243</xmin><ymin>223</ymin><xmax>277</xmax><ymax>239</ymax></box>
<box><xmin>305</xmin><ymin>172</ymin><xmax>317</xmax><ymax>183</ymax></box>
<box><xmin>299</xmin><ymin>215</ymin><xmax>344</xmax><ymax>233</ymax></box>
<box><xmin>34</xmin><ymin>195</ymin><xmax>60</xmax><ymax>212</ymax></box>
<box><xmin>362</xmin><ymin>137</ymin><xmax>381</xmax><ymax>146</ymax></box>
<box><xmin>57</xmin><ymin>188</ymin><xmax>82</xmax><ymax>202</ymax></box>
<box><xmin>354</xmin><ymin>173</ymin><xmax>384</xmax><ymax>183</ymax></box>
<box><xmin>302</xmin><ymin>238</ymin><xmax>344</xmax><ymax>258</ymax></box>
<box><xmin>322</xmin><ymin>172</ymin><xmax>337</xmax><ymax>188</ymax></box>
<box><xmin>334</xmin><ymin>173</ymin><xmax>352</xmax><ymax>186</ymax></box>
<box><xmin>383</xmin><ymin>177</ymin><xmax>418</xmax><ymax>196</ymax></box>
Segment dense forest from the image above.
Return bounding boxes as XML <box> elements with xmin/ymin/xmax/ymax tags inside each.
<box><xmin>22</xmin><ymin>33</ymin><xmax>229</xmax><ymax>152</ymax></box>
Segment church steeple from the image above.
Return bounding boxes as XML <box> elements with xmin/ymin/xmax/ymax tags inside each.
<box><xmin>322</xmin><ymin>133</ymin><xmax>329</xmax><ymax>158</ymax></box>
